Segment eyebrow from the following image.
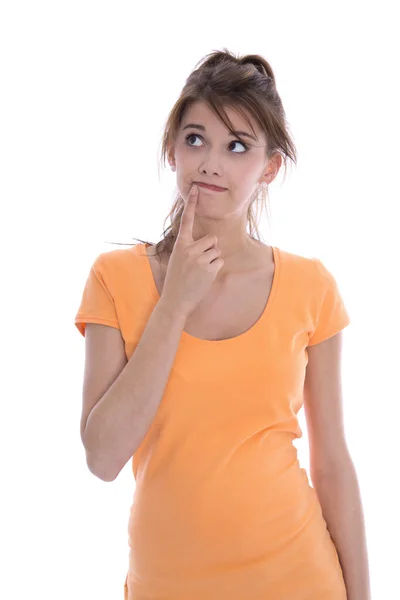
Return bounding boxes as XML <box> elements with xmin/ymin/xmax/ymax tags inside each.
<box><xmin>182</xmin><ymin>123</ymin><xmax>258</xmax><ymax>142</ymax></box>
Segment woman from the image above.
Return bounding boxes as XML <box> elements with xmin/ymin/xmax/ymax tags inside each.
<box><xmin>75</xmin><ymin>48</ymin><xmax>370</xmax><ymax>599</ymax></box>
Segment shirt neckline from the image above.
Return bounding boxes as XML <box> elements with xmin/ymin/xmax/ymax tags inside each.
<box><xmin>134</xmin><ymin>242</ymin><xmax>281</xmax><ymax>345</ymax></box>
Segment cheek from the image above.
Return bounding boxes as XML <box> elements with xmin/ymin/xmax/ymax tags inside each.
<box><xmin>174</xmin><ymin>151</ymin><xmax>194</xmax><ymax>172</ymax></box>
<box><xmin>174</xmin><ymin>142</ymin><xmax>191</xmax><ymax>160</ymax></box>
<box><xmin>234</xmin><ymin>169</ymin><xmax>258</xmax><ymax>190</ymax></box>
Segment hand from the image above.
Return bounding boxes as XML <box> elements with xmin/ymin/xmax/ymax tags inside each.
<box><xmin>160</xmin><ymin>184</ymin><xmax>224</xmax><ymax>320</ymax></box>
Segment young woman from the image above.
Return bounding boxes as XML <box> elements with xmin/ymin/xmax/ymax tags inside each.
<box><xmin>75</xmin><ymin>48</ymin><xmax>370</xmax><ymax>600</ymax></box>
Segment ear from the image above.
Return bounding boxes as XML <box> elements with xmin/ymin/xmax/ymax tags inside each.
<box><xmin>167</xmin><ymin>143</ymin><xmax>176</xmax><ymax>169</ymax></box>
<box><xmin>260</xmin><ymin>152</ymin><xmax>283</xmax><ymax>185</ymax></box>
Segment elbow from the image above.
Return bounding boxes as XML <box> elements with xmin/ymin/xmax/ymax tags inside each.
<box><xmin>82</xmin><ymin>439</ymin><xmax>119</xmax><ymax>482</ymax></box>
<box><xmin>86</xmin><ymin>452</ymin><xmax>118</xmax><ymax>482</ymax></box>
<box><xmin>81</xmin><ymin>425</ymin><xmax>119</xmax><ymax>482</ymax></box>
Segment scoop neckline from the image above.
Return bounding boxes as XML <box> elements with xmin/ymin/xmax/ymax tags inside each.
<box><xmin>134</xmin><ymin>242</ymin><xmax>281</xmax><ymax>346</ymax></box>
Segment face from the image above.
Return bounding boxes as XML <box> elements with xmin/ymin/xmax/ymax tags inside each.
<box><xmin>169</xmin><ymin>100</ymin><xmax>280</xmax><ymax>220</ymax></box>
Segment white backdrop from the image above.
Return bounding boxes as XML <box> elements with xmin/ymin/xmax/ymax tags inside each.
<box><xmin>1</xmin><ymin>1</ymin><xmax>399</xmax><ymax>598</ymax></box>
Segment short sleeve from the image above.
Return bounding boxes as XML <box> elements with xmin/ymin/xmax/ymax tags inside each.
<box><xmin>74</xmin><ymin>253</ymin><xmax>120</xmax><ymax>337</ymax></box>
<box><xmin>307</xmin><ymin>258</ymin><xmax>351</xmax><ymax>346</ymax></box>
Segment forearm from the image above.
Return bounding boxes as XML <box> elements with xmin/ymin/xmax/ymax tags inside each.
<box><xmin>312</xmin><ymin>459</ymin><xmax>372</xmax><ymax>600</ymax></box>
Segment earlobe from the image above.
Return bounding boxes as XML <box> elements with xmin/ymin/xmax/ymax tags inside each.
<box><xmin>168</xmin><ymin>153</ymin><xmax>176</xmax><ymax>170</ymax></box>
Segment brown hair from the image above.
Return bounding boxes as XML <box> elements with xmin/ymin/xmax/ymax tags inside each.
<box><xmin>111</xmin><ymin>48</ymin><xmax>297</xmax><ymax>263</ymax></box>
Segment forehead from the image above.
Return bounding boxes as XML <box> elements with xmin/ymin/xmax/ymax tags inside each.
<box><xmin>181</xmin><ymin>100</ymin><xmax>262</xmax><ymax>139</ymax></box>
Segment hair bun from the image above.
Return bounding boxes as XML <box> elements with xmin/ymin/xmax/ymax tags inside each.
<box><xmin>196</xmin><ymin>50</ymin><xmax>276</xmax><ymax>84</ymax></box>
<box><xmin>240</xmin><ymin>55</ymin><xmax>276</xmax><ymax>82</ymax></box>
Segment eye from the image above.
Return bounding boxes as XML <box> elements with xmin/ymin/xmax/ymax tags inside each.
<box><xmin>184</xmin><ymin>133</ymin><xmax>249</xmax><ymax>154</ymax></box>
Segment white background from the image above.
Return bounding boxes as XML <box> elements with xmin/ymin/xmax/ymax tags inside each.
<box><xmin>1</xmin><ymin>1</ymin><xmax>399</xmax><ymax>598</ymax></box>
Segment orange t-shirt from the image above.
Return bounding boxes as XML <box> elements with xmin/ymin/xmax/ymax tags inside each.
<box><xmin>75</xmin><ymin>242</ymin><xmax>351</xmax><ymax>599</ymax></box>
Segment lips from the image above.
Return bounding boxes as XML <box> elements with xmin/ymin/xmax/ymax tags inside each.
<box><xmin>194</xmin><ymin>182</ymin><xmax>227</xmax><ymax>191</ymax></box>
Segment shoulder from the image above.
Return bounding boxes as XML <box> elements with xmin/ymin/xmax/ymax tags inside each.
<box><xmin>268</xmin><ymin>244</ymin><xmax>317</xmax><ymax>280</ymax></box>
<box><xmin>90</xmin><ymin>246</ymin><xmax>140</xmax><ymax>281</ymax></box>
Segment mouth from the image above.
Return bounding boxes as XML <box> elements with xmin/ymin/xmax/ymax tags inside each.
<box><xmin>194</xmin><ymin>182</ymin><xmax>227</xmax><ymax>192</ymax></box>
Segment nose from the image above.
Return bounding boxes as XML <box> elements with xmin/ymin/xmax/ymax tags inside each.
<box><xmin>199</xmin><ymin>165</ymin><xmax>223</xmax><ymax>180</ymax></box>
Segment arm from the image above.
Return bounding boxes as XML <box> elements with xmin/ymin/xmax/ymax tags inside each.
<box><xmin>82</xmin><ymin>299</ymin><xmax>187</xmax><ymax>481</ymax></box>
<box><xmin>312</xmin><ymin>461</ymin><xmax>371</xmax><ymax>600</ymax></box>
<box><xmin>304</xmin><ymin>331</ymin><xmax>371</xmax><ymax>600</ymax></box>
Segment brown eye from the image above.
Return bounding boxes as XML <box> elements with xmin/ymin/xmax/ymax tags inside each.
<box><xmin>184</xmin><ymin>133</ymin><xmax>249</xmax><ymax>154</ymax></box>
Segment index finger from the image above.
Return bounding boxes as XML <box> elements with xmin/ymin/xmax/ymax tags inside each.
<box><xmin>177</xmin><ymin>184</ymin><xmax>198</xmax><ymax>243</ymax></box>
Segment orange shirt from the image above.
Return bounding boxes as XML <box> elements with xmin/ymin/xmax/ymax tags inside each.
<box><xmin>75</xmin><ymin>242</ymin><xmax>351</xmax><ymax>599</ymax></box>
